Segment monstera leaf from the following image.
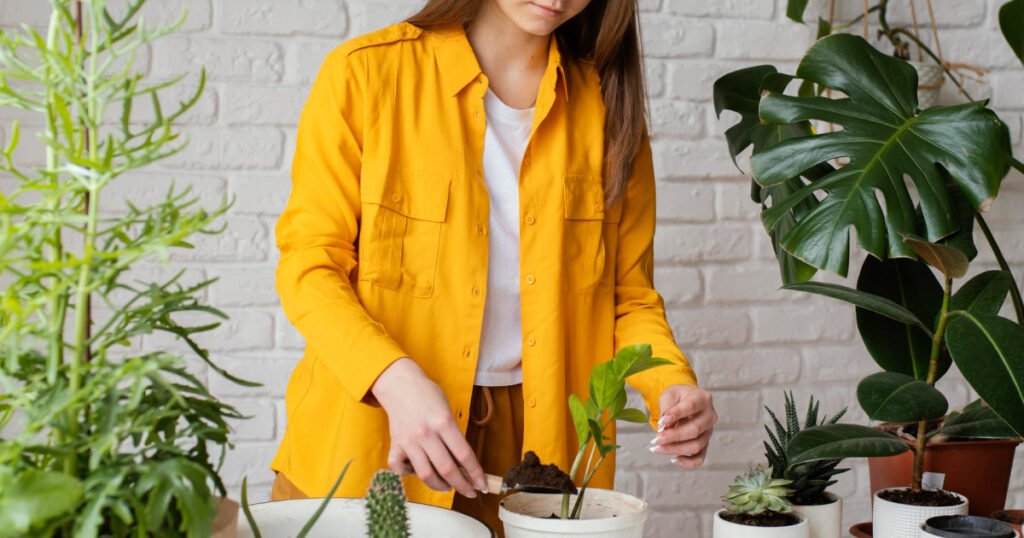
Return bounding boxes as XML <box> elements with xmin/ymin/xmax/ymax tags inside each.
<box><xmin>1001</xmin><ymin>0</ymin><xmax>1024</xmax><ymax>67</ymax></box>
<box><xmin>752</xmin><ymin>33</ymin><xmax>1013</xmax><ymax>277</ymax></box>
<box><xmin>713</xmin><ymin>66</ymin><xmax>824</xmax><ymax>284</ymax></box>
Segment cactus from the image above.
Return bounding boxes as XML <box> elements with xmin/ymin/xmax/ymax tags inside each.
<box><xmin>764</xmin><ymin>392</ymin><xmax>848</xmax><ymax>504</ymax></box>
<box><xmin>722</xmin><ymin>465</ymin><xmax>795</xmax><ymax>515</ymax></box>
<box><xmin>366</xmin><ymin>470</ymin><xmax>410</xmax><ymax>538</ymax></box>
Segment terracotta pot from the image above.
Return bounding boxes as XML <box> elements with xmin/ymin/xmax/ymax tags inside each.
<box><xmin>868</xmin><ymin>438</ymin><xmax>1021</xmax><ymax>516</ymax></box>
<box><xmin>993</xmin><ymin>510</ymin><xmax>1024</xmax><ymax>536</ymax></box>
<box><xmin>212</xmin><ymin>497</ymin><xmax>239</xmax><ymax>538</ymax></box>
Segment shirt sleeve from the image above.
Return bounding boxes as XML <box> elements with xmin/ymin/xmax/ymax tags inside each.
<box><xmin>614</xmin><ymin>131</ymin><xmax>699</xmax><ymax>428</ymax></box>
<box><xmin>275</xmin><ymin>49</ymin><xmax>408</xmax><ymax>404</ymax></box>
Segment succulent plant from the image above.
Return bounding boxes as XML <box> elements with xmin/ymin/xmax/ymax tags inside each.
<box><xmin>367</xmin><ymin>470</ymin><xmax>410</xmax><ymax>538</ymax></box>
<box><xmin>723</xmin><ymin>465</ymin><xmax>795</xmax><ymax>515</ymax></box>
<box><xmin>764</xmin><ymin>392</ymin><xmax>848</xmax><ymax>505</ymax></box>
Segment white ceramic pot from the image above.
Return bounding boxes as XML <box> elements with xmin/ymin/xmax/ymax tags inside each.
<box><xmin>909</xmin><ymin>60</ymin><xmax>945</xmax><ymax>108</ymax></box>
<box><xmin>235</xmin><ymin>498</ymin><xmax>493</xmax><ymax>537</ymax></box>
<box><xmin>792</xmin><ymin>493</ymin><xmax>842</xmax><ymax>538</ymax></box>
<box><xmin>499</xmin><ymin>489</ymin><xmax>647</xmax><ymax>538</ymax></box>
<box><xmin>712</xmin><ymin>509</ymin><xmax>810</xmax><ymax>538</ymax></box>
<box><xmin>873</xmin><ymin>488</ymin><xmax>968</xmax><ymax>538</ymax></box>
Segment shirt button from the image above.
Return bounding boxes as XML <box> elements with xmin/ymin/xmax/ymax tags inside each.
<box><xmin>593</xmin><ymin>202</ymin><xmax>603</xmax><ymax>212</ymax></box>
<box><xmin>464</xmin><ymin>349</ymin><xmax>472</xmax><ymax>358</ymax></box>
<box><xmin>391</xmin><ymin>192</ymin><xmax>402</xmax><ymax>202</ymax></box>
<box><xmin>477</xmin><ymin>225</ymin><xmax>485</xmax><ymax>235</ymax></box>
<box><xmin>525</xmin><ymin>274</ymin><xmax>536</xmax><ymax>285</ymax></box>
<box><xmin>525</xmin><ymin>215</ymin><xmax>536</xmax><ymax>225</ymax></box>
<box><xmin>472</xmin><ymin>285</ymin><xmax>481</xmax><ymax>297</ymax></box>
<box><xmin>523</xmin><ymin>156</ymin><xmax>532</xmax><ymax>166</ymax></box>
<box><xmin>526</xmin><ymin>337</ymin><xmax>536</xmax><ymax>346</ymax></box>
<box><xmin>528</xmin><ymin>397</ymin><xmax>537</xmax><ymax>408</ymax></box>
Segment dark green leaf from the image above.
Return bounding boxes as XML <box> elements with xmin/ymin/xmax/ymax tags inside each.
<box><xmin>816</xmin><ymin>18</ymin><xmax>832</xmax><ymax>40</ymax></box>
<box><xmin>787</xmin><ymin>0</ymin><xmax>810</xmax><ymax>23</ymax></box>
<box><xmin>752</xmin><ymin>34</ymin><xmax>1012</xmax><ymax>277</ymax></box>
<box><xmin>1000</xmin><ymin>0</ymin><xmax>1024</xmax><ymax>67</ymax></box>
<box><xmin>950</xmin><ymin>271</ymin><xmax>1012</xmax><ymax>316</ymax></box>
<box><xmin>857</xmin><ymin>372</ymin><xmax>949</xmax><ymax>422</ymax></box>
<box><xmin>784</xmin><ymin>280</ymin><xmax>931</xmax><ymax>332</ymax></box>
<box><xmin>945</xmin><ymin>312</ymin><xmax>1024</xmax><ymax>438</ymax></box>
<box><xmin>938</xmin><ymin>402</ymin><xmax>1018</xmax><ymax>439</ymax></box>
<box><xmin>616</xmin><ymin>408</ymin><xmax>649</xmax><ymax>424</ymax></box>
<box><xmin>0</xmin><ymin>470</ymin><xmax>83</xmax><ymax>536</ymax></box>
<box><xmin>856</xmin><ymin>256</ymin><xmax>945</xmax><ymax>380</ymax></box>
<box><xmin>787</xmin><ymin>424</ymin><xmax>910</xmax><ymax>466</ymax></box>
<box><xmin>903</xmin><ymin>236</ymin><xmax>969</xmax><ymax>278</ymax></box>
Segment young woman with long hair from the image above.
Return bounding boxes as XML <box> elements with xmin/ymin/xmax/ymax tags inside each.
<box><xmin>270</xmin><ymin>0</ymin><xmax>718</xmax><ymax>532</ymax></box>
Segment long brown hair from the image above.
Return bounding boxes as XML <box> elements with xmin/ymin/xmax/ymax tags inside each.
<box><xmin>406</xmin><ymin>0</ymin><xmax>648</xmax><ymax>206</ymax></box>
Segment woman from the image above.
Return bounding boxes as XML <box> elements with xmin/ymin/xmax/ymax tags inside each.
<box><xmin>270</xmin><ymin>0</ymin><xmax>718</xmax><ymax>532</ymax></box>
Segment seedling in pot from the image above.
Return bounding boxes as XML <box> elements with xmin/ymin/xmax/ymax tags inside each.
<box><xmin>763</xmin><ymin>393</ymin><xmax>848</xmax><ymax>506</ymax></box>
<box><xmin>559</xmin><ymin>343</ymin><xmax>670</xmax><ymax>519</ymax></box>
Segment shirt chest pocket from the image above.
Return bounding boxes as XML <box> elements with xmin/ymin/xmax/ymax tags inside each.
<box><xmin>563</xmin><ymin>175</ymin><xmax>621</xmax><ymax>294</ymax></box>
<box><xmin>359</xmin><ymin>158</ymin><xmax>451</xmax><ymax>298</ymax></box>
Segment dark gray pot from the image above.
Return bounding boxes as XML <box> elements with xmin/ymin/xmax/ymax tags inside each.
<box><xmin>922</xmin><ymin>515</ymin><xmax>1016</xmax><ymax>538</ymax></box>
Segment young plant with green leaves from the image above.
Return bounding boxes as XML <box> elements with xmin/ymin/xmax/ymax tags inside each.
<box><xmin>714</xmin><ymin>11</ymin><xmax>1024</xmax><ymax>494</ymax></box>
<box><xmin>241</xmin><ymin>462</ymin><xmax>351</xmax><ymax>538</ymax></box>
<box><xmin>722</xmin><ymin>465</ymin><xmax>795</xmax><ymax>516</ymax></box>
<box><xmin>763</xmin><ymin>393</ymin><xmax>848</xmax><ymax>505</ymax></box>
<box><xmin>561</xmin><ymin>343</ymin><xmax>669</xmax><ymax>519</ymax></box>
<box><xmin>0</xmin><ymin>0</ymin><xmax>253</xmax><ymax>535</ymax></box>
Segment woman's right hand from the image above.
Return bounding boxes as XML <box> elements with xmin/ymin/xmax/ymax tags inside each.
<box><xmin>371</xmin><ymin>357</ymin><xmax>487</xmax><ymax>498</ymax></box>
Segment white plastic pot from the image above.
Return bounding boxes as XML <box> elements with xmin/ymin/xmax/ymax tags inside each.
<box><xmin>498</xmin><ymin>489</ymin><xmax>647</xmax><ymax>538</ymax></box>
<box><xmin>792</xmin><ymin>492</ymin><xmax>842</xmax><ymax>538</ymax></box>
<box><xmin>712</xmin><ymin>509</ymin><xmax>809</xmax><ymax>538</ymax></box>
<box><xmin>235</xmin><ymin>498</ymin><xmax>493</xmax><ymax>537</ymax></box>
<box><xmin>873</xmin><ymin>488</ymin><xmax>968</xmax><ymax>538</ymax></box>
<box><xmin>910</xmin><ymin>60</ymin><xmax>945</xmax><ymax>108</ymax></box>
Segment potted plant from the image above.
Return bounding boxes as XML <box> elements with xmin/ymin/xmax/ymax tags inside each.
<box><xmin>713</xmin><ymin>1</ymin><xmax>1024</xmax><ymax>527</ymax></box>
<box><xmin>239</xmin><ymin>467</ymin><xmax>493</xmax><ymax>538</ymax></box>
<box><xmin>497</xmin><ymin>344</ymin><xmax>665</xmax><ymax>538</ymax></box>
<box><xmin>764</xmin><ymin>393</ymin><xmax>848</xmax><ymax>538</ymax></box>
<box><xmin>0</xmin><ymin>0</ymin><xmax>255</xmax><ymax>535</ymax></box>
<box><xmin>713</xmin><ymin>465</ymin><xmax>809</xmax><ymax>538</ymax></box>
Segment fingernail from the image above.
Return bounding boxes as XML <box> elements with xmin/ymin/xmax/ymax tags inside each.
<box><xmin>466</xmin><ymin>490</ymin><xmax>477</xmax><ymax>499</ymax></box>
<box><xmin>649</xmin><ymin>437</ymin><xmax>658</xmax><ymax>446</ymax></box>
<box><xmin>648</xmin><ymin>445</ymin><xmax>660</xmax><ymax>454</ymax></box>
<box><xmin>670</xmin><ymin>456</ymin><xmax>679</xmax><ymax>464</ymax></box>
<box><xmin>477</xmin><ymin>479</ymin><xmax>488</xmax><ymax>493</ymax></box>
<box><xmin>657</xmin><ymin>414</ymin><xmax>672</xmax><ymax>432</ymax></box>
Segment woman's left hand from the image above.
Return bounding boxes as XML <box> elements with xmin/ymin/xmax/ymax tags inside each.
<box><xmin>650</xmin><ymin>385</ymin><xmax>717</xmax><ymax>469</ymax></box>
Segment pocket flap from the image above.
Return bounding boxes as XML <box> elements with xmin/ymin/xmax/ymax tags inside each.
<box><xmin>563</xmin><ymin>175</ymin><xmax>606</xmax><ymax>221</ymax></box>
<box><xmin>362</xmin><ymin>159</ymin><xmax>451</xmax><ymax>222</ymax></box>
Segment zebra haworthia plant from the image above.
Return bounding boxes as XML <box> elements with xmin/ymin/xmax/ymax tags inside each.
<box><xmin>0</xmin><ymin>0</ymin><xmax>253</xmax><ymax>535</ymax></box>
<box><xmin>763</xmin><ymin>393</ymin><xmax>847</xmax><ymax>506</ymax></box>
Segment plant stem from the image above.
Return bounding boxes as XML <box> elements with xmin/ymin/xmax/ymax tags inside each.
<box><xmin>44</xmin><ymin>0</ymin><xmax>64</xmax><ymax>387</ymax></box>
<box><xmin>1012</xmin><ymin>157</ymin><xmax>1024</xmax><ymax>175</ymax></box>
<box><xmin>975</xmin><ymin>214</ymin><xmax>1024</xmax><ymax>325</ymax></box>
<box><xmin>562</xmin><ymin>444</ymin><xmax>589</xmax><ymax>519</ymax></box>
<box><xmin>912</xmin><ymin>275</ymin><xmax>953</xmax><ymax>491</ymax></box>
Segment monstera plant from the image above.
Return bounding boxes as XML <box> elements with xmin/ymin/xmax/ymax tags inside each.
<box><xmin>713</xmin><ymin>9</ymin><xmax>1024</xmax><ymax>505</ymax></box>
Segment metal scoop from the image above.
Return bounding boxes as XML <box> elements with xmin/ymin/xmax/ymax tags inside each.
<box><xmin>484</xmin><ymin>473</ymin><xmax>568</xmax><ymax>495</ymax></box>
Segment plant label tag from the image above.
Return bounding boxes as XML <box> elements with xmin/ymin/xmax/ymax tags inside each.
<box><xmin>922</xmin><ymin>472</ymin><xmax>945</xmax><ymax>490</ymax></box>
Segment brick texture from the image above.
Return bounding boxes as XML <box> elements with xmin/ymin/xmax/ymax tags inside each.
<box><xmin>3</xmin><ymin>0</ymin><xmax>1023</xmax><ymax>535</ymax></box>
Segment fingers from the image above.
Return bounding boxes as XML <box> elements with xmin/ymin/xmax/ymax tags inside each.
<box><xmin>439</xmin><ymin>425</ymin><xmax>487</xmax><ymax>493</ymax></box>
<box><xmin>662</xmin><ymin>388</ymin><xmax>713</xmax><ymax>427</ymax></box>
<box><xmin>387</xmin><ymin>446</ymin><xmax>415</xmax><ymax>476</ymax></box>
<box><xmin>422</xmin><ymin>436</ymin><xmax>477</xmax><ymax>498</ymax></box>
<box><xmin>654</xmin><ymin>406</ymin><xmax>717</xmax><ymax>446</ymax></box>
<box><xmin>650</xmin><ymin>430</ymin><xmax>712</xmax><ymax>458</ymax></box>
<box><xmin>671</xmin><ymin>446</ymin><xmax>708</xmax><ymax>469</ymax></box>
<box><xmin>404</xmin><ymin>444</ymin><xmax>449</xmax><ymax>492</ymax></box>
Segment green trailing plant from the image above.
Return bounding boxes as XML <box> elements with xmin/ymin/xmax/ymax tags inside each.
<box><xmin>366</xmin><ymin>470</ymin><xmax>410</xmax><ymax>538</ymax></box>
<box><xmin>562</xmin><ymin>343</ymin><xmax>669</xmax><ymax>519</ymax></box>
<box><xmin>722</xmin><ymin>465</ymin><xmax>795</xmax><ymax>516</ymax></box>
<box><xmin>715</xmin><ymin>4</ymin><xmax>1024</xmax><ymax>495</ymax></box>
<box><xmin>763</xmin><ymin>393</ymin><xmax>848</xmax><ymax>505</ymax></box>
<box><xmin>0</xmin><ymin>0</ymin><xmax>255</xmax><ymax>535</ymax></box>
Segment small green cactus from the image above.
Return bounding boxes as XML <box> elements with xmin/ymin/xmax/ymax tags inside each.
<box><xmin>366</xmin><ymin>470</ymin><xmax>410</xmax><ymax>538</ymax></box>
<box><xmin>722</xmin><ymin>465</ymin><xmax>795</xmax><ymax>515</ymax></box>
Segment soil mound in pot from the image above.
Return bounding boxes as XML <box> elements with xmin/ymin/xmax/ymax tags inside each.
<box><xmin>878</xmin><ymin>488</ymin><xmax>963</xmax><ymax>507</ymax></box>
<box><xmin>720</xmin><ymin>511</ymin><xmax>802</xmax><ymax>527</ymax></box>
<box><xmin>503</xmin><ymin>451</ymin><xmax>577</xmax><ymax>494</ymax></box>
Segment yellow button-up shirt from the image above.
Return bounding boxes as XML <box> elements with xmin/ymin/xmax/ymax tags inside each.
<box><xmin>272</xmin><ymin>21</ymin><xmax>697</xmax><ymax>507</ymax></box>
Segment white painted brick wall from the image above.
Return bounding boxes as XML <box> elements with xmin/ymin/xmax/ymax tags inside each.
<box><xmin>2</xmin><ymin>1</ymin><xmax>1023</xmax><ymax>536</ymax></box>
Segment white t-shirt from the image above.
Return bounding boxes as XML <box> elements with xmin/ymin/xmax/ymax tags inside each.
<box><xmin>474</xmin><ymin>88</ymin><xmax>534</xmax><ymax>386</ymax></box>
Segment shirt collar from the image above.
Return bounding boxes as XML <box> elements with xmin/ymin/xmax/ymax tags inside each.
<box><xmin>432</xmin><ymin>25</ymin><xmax>569</xmax><ymax>102</ymax></box>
